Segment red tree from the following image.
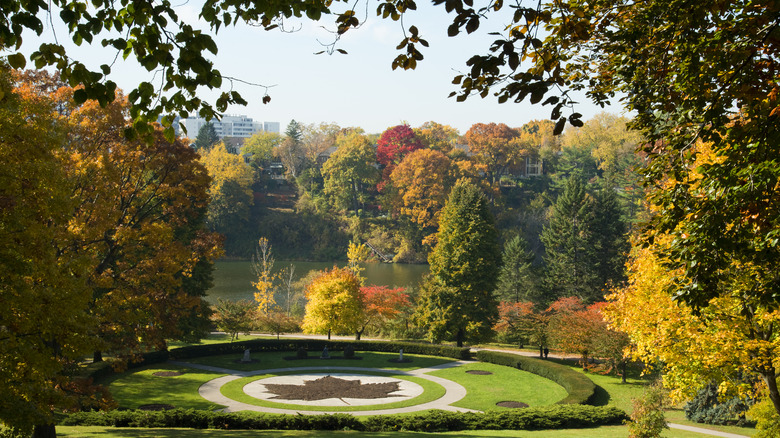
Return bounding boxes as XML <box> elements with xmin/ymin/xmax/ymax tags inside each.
<box><xmin>356</xmin><ymin>285</ymin><xmax>409</xmax><ymax>339</ymax></box>
<box><xmin>376</xmin><ymin>125</ymin><xmax>424</xmax><ymax>191</ymax></box>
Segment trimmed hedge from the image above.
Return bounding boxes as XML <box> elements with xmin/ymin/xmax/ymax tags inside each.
<box><xmin>475</xmin><ymin>350</ymin><xmax>598</xmax><ymax>405</ymax></box>
<box><xmin>61</xmin><ymin>406</ymin><xmax>628</xmax><ymax>431</ymax></box>
<box><xmin>169</xmin><ymin>339</ymin><xmax>470</xmax><ymax>361</ymax></box>
<box><xmin>89</xmin><ymin>339</ymin><xmax>470</xmax><ymax>382</ymax></box>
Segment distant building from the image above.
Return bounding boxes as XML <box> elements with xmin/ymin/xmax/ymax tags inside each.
<box><xmin>180</xmin><ymin>115</ymin><xmax>278</xmax><ymax>140</ymax></box>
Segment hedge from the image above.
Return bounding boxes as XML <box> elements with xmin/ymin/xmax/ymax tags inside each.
<box><xmin>89</xmin><ymin>339</ymin><xmax>470</xmax><ymax>381</ymax></box>
<box><xmin>475</xmin><ymin>350</ymin><xmax>598</xmax><ymax>405</ymax></box>
<box><xmin>61</xmin><ymin>406</ymin><xmax>628</xmax><ymax>431</ymax></box>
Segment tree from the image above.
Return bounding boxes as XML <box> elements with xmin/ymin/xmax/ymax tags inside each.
<box><xmin>285</xmin><ymin>119</ymin><xmax>304</xmax><ymax>143</ymax></box>
<box><xmin>605</xmin><ymin>239</ymin><xmax>780</xmax><ymax>415</ymax></box>
<box><xmin>590</xmin><ymin>187</ymin><xmax>629</xmax><ymax>289</ymax></box>
<box><xmin>58</xmin><ymin>87</ymin><xmax>221</xmax><ymax>360</ymax></box>
<box><xmin>194</xmin><ymin>122</ymin><xmax>220</xmax><ymax>150</ymax></box>
<box><xmin>495</xmin><ymin>234</ymin><xmax>535</xmax><ymax>303</ymax></box>
<box><xmin>200</xmin><ymin>142</ymin><xmax>255</xmax><ymax>237</ymax></box>
<box><xmin>390</xmin><ymin>148</ymin><xmax>457</xmax><ymax>247</ymax></box>
<box><xmin>253</xmin><ymin>237</ymin><xmax>277</xmax><ymax>315</ymax></box>
<box><xmin>414</xmin><ymin>179</ymin><xmax>501</xmax><ymax>346</ymax></box>
<box><xmin>356</xmin><ymin>286</ymin><xmax>410</xmax><ymax>340</ymax></box>
<box><xmin>243</xmin><ymin>131</ymin><xmax>282</xmax><ymax>170</ymax></box>
<box><xmin>321</xmin><ymin>131</ymin><xmax>379</xmax><ymax>213</ymax></box>
<box><xmin>301</xmin><ymin>267</ymin><xmax>364</xmax><ymax>339</ymax></box>
<box><xmin>212</xmin><ymin>299</ymin><xmax>256</xmax><ymax>342</ymax></box>
<box><xmin>540</xmin><ymin>176</ymin><xmax>600</xmax><ymax>303</ymax></box>
<box><xmin>0</xmin><ymin>67</ymin><xmax>94</xmax><ymax>436</ymax></box>
<box><xmin>376</xmin><ymin>124</ymin><xmax>424</xmax><ymax>191</ymax></box>
<box><xmin>414</xmin><ymin>121</ymin><xmax>459</xmax><ymax>153</ymax></box>
<box><xmin>493</xmin><ymin>301</ymin><xmax>547</xmax><ymax>347</ymax></box>
<box><xmin>463</xmin><ymin>123</ymin><xmax>520</xmax><ymax>187</ymax></box>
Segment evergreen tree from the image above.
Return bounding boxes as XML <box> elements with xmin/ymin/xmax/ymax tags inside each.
<box><xmin>541</xmin><ymin>176</ymin><xmax>600</xmax><ymax>303</ymax></box>
<box><xmin>414</xmin><ymin>179</ymin><xmax>501</xmax><ymax>346</ymax></box>
<box><xmin>496</xmin><ymin>234</ymin><xmax>536</xmax><ymax>302</ymax></box>
<box><xmin>194</xmin><ymin>122</ymin><xmax>219</xmax><ymax>150</ymax></box>
<box><xmin>591</xmin><ymin>187</ymin><xmax>629</xmax><ymax>288</ymax></box>
<box><xmin>285</xmin><ymin>119</ymin><xmax>303</xmax><ymax>143</ymax></box>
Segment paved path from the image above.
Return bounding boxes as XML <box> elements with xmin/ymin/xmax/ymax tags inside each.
<box><xmin>171</xmin><ymin>360</ymin><xmax>476</xmax><ymax>415</ymax></box>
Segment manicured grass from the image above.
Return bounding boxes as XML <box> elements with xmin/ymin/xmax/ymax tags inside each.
<box><xmin>220</xmin><ymin>372</ymin><xmax>446</xmax><ymax>412</ymax></box>
<box><xmin>55</xmin><ymin>425</ymin><xmax>710</xmax><ymax>437</ymax></box>
<box><xmin>427</xmin><ymin>362</ymin><xmax>568</xmax><ymax>411</ymax></box>
<box><xmin>181</xmin><ymin>351</ymin><xmax>454</xmax><ymax>372</ymax></box>
<box><xmin>103</xmin><ymin>364</ymin><xmax>226</xmax><ymax>410</ymax></box>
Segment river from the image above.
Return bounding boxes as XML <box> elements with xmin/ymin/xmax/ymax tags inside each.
<box><xmin>207</xmin><ymin>260</ymin><xmax>430</xmax><ymax>303</ymax></box>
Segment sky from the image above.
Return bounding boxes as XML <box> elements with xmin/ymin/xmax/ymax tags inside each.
<box><xmin>15</xmin><ymin>1</ymin><xmax>625</xmax><ymax>135</ymax></box>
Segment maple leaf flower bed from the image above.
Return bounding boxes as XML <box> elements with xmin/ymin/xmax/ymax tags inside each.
<box><xmin>220</xmin><ymin>371</ymin><xmax>445</xmax><ymax>412</ymax></box>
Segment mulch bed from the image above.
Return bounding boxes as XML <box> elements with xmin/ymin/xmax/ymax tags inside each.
<box><xmin>496</xmin><ymin>401</ymin><xmax>529</xmax><ymax>408</ymax></box>
<box><xmin>264</xmin><ymin>375</ymin><xmax>401</xmax><ymax>401</ymax></box>
<box><xmin>152</xmin><ymin>371</ymin><xmax>183</xmax><ymax>377</ymax></box>
<box><xmin>232</xmin><ymin>359</ymin><xmax>260</xmax><ymax>364</ymax></box>
<box><xmin>465</xmin><ymin>370</ymin><xmax>493</xmax><ymax>375</ymax></box>
<box><xmin>138</xmin><ymin>403</ymin><xmax>176</xmax><ymax>411</ymax></box>
<box><xmin>387</xmin><ymin>358</ymin><xmax>413</xmax><ymax>363</ymax></box>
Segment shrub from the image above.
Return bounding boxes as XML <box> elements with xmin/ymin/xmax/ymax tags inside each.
<box><xmin>61</xmin><ymin>406</ymin><xmax>627</xmax><ymax>431</ymax></box>
<box><xmin>296</xmin><ymin>347</ymin><xmax>308</xmax><ymax>359</ymax></box>
<box><xmin>344</xmin><ymin>345</ymin><xmax>355</xmax><ymax>358</ymax></box>
<box><xmin>628</xmin><ymin>381</ymin><xmax>669</xmax><ymax>438</ymax></box>
<box><xmin>475</xmin><ymin>350</ymin><xmax>597</xmax><ymax>405</ymax></box>
<box><xmin>684</xmin><ymin>383</ymin><xmax>755</xmax><ymax>426</ymax></box>
<box><xmin>748</xmin><ymin>398</ymin><xmax>780</xmax><ymax>438</ymax></box>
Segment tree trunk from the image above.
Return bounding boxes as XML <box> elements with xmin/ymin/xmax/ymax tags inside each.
<box><xmin>621</xmin><ymin>360</ymin><xmax>627</xmax><ymax>384</ymax></box>
<box><xmin>355</xmin><ymin>329</ymin><xmax>362</xmax><ymax>341</ymax></box>
<box><xmin>456</xmin><ymin>328</ymin><xmax>464</xmax><ymax>347</ymax></box>
<box><xmin>539</xmin><ymin>345</ymin><xmax>544</xmax><ymax>358</ymax></box>
<box><xmin>761</xmin><ymin>367</ymin><xmax>780</xmax><ymax>415</ymax></box>
<box><xmin>32</xmin><ymin>423</ymin><xmax>56</xmax><ymax>438</ymax></box>
<box><xmin>93</xmin><ymin>350</ymin><xmax>102</xmax><ymax>363</ymax></box>
<box><xmin>328</xmin><ymin>329</ymin><xmax>331</xmax><ymax>340</ymax></box>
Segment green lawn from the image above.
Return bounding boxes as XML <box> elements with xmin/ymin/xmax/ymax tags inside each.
<box><xmin>428</xmin><ymin>362</ymin><xmax>568</xmax><ymax>411</ymax></box>
<box><xmin>180</xmin><ymin>351</ymin><xmax>454</xmax><ymax>372</ymax></box>
<box><xmin>103</xmin><ymin>363</ymin><xmax>226</xmax><ymax>410</ymax></box>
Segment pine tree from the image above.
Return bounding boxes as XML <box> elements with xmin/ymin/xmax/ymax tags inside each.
<box><xmin>194</xmin><ymin>122</ymin><xmax>219</xmax><ymax>150</ymax></box>
<box><xmin>591</xmin><ymin>187</ymin><xmax>629</xmax><ymax>289</ymax></box>
<box><xmin>414</xmin><ymin>179</ymin><xmax>501</xmax><ymax>346</ymax></box>
<box><xmin>496</xmin><ymin>234</ymin><xmax>536</xmax><ymax>302</ymax></box>
<box><xmin>541</xmin><ymin>176</ymin><xmax>600</xmax><ymax>303</ymax></box>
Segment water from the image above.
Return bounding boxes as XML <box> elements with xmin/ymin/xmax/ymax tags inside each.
<box><xmin>207</xmin><ymin>260</ymin><xmax>429</xmax><ymax>303</ymax></box>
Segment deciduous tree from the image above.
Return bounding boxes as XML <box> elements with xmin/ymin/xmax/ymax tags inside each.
<box><xmin>200</xmin><ymin>142</ymin><xmax>255</xmax><ymax>236</ymax></box>
<box><xmin>212</xmin><ymin>299</ymin><xmax>256</xmax><ymax>342</ymax></box>
<box><xmin>302</xmin><ymin>267</ymin><xmax>364</xmax><ymax>339</ymax></box>
<box><xmin>414</xmin><ymin>121</ymin><xmax>459</xmax><ymax>154</ymax></box>
<box><xmin>356</xmin><ymin>286</ymin><xmax>409</xmax><ymax>340</ymax></box>
<box><xmin>390</xmin><ymin>148</ymin><xmax>457</xmax><ymax>247</ymax></box>
<box><xmin>322</xmin><ymin>131</ymin><xmax>379</xmax><ymax>213</ymax></box>
<box><xmin>414</xmin><ymin>179</ymin><xmax>501</xmax><ymax>346</ymax></box>
<box><xmin>463</xmin><ymin>123</ymin><xmax>520</xmax><ymax>187</ymax></box>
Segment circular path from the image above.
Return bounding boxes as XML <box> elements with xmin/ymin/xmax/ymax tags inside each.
<box><xmin>169</xmin><ymin>360</ymin><xmax>475</xmax><ymax>415</ymax></box>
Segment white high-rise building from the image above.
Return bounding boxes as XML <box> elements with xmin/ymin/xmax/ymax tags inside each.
<box><xmin>181</xmin><ymin>115</ymin><xmax>277</xmax><ymax>140</ymax></box>
<box><xmin>263</xmin><ymin>121</ymin><xmax>280</xmax><ymax>134</ymax></box>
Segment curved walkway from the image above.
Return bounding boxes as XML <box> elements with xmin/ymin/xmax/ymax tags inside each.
<box><xmin>170</xmin><ymin>360</ymin><xmax>475</xmax><ymax>415</ymax></box>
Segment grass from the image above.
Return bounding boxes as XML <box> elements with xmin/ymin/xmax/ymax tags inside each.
<box><xmin>427</xmin><ymin>362</ymin><xmax>568</xmax><ymax>411</ymax></box>
<box><xmin>56</xmin><ymin>425</ymin><xmax>712</xmax><ymax>437</ymax></box>
<box><xmin>180</xmin><ymin>351</ymin><xmax>454</xmax><ymax>372</ymax></box>
<box><xmin>220</xmin><ymin>372</ymin><xmax>446</xmax><ymax>411</ymax></box>
<box><xmin>102</xmin><ymin>363</ymin><xmax>226</xmax><ymax>410</ymax></box>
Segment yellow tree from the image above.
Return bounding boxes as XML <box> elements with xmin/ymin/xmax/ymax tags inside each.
<box><xmin>605</xmin><ymin>240</ymin><xmax>780</xmax><ymax>408</ymax></box>
<box><xmin>253</xmin><ymin>237</ymin><xmax>277</xmax><ymax>315</ymax></box>
<box><xmin>301</xmin><ymin>267</ymin><xmax>364</xmax><ymax>340</ymax></box>
<box><xmin>414</xmin><ymin>121</ymin><xmax>460</xmax><ymax>154</ymax></box>
<box><xmin>199</xmin><ymin>141</ymin><xmax>255</xmax><ymax>232</ymax></box>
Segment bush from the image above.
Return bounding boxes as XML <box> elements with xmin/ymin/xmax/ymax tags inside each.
<box><xmin>748</xmin><ymin>398</ymin><xmax>780</xmax><ymax>438</ymax></box>
<box><xmin>61</xmin><ymin>406</ymin><xmax>627</xmax><ymax>431</ymax></box>
<box><xmin>628</xmin><ymin>381</ymin><xmax>668</xmax><ymax>438</ymax></box>
<box><xmin>684</xmin><ymin>383</ymin><xmax>755</xmax><ymax>426</ymax></box>
<box><xmin>475</xmin><ymin>350</ymin><xmax>597</xmax><ymax>405</ymax></box>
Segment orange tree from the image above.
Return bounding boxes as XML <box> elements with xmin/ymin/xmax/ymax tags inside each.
<box><xmin>463</xmin><ymin>123</ymin><xmax>520</xmax><ymax>187</ymax></box>
<box><xmin>355</xmin><ymin>285</ymin><xmax>410</xmax><ymax>340</ymax></box>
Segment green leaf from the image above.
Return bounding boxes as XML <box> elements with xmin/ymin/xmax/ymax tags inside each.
<box><xmin>7</xmin><ymin>53</ymin><xmax>26</xmax><ymax>69</ymax></box>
